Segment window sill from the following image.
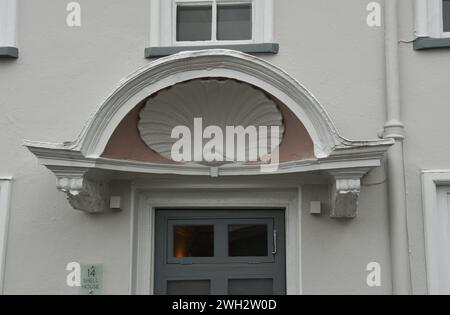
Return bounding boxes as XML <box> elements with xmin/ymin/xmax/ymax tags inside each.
<box><xmin>145</xmin><ymin>43</ymin><xmax>279</xmax><ymax>58</ymax></box>
<box><xmin>414</xmin><ymin>37</ymin><xmax>450</xmax><ymax>50</ymax></box>
<box><xmin>0</xmin><ymin>46</ymin><xmax>18</xmax><ymax>58</ymax></box>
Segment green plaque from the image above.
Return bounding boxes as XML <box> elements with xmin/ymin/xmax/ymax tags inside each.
<box><xmin>80</xmin><ymin>264</ymin><xmax>103</xmax><ymax>295</ymax></box>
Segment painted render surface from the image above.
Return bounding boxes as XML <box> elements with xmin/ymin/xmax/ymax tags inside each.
<box><xmin>0</xmin><ymin>0</ymin><xmax>447</xmax><ymax>294</ymax></box>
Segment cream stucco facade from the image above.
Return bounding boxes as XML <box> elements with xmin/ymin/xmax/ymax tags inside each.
<box><xmin>0</xmin><ymin>0</ymin><xmax>449</xmax><ymax>295</ymax></box>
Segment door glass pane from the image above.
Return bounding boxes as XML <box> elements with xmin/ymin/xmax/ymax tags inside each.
<box><xmin>444</xmin><ymin>0</ymin><xmax>450</xmax><ymax>32</ymax></box>
<box><xmin>228</xmin><ymin>279</ymin><xmax>273</xmax><ymax>295</ymax></box>
<box><xmin>217</xmin><ymin>4</ymin><xmax>252</xmax><ymax>40</ymax></box>
<box><xmin>167</xmin><ymin>280</ymin><xmax>211</xmax><ymax>295</ymax></box>
<box><xmin>174</xmin><ymin>225</ymin><xmax>214</xmax><ymax>257</ymax></box>
<box><xmin>228</xmin><ymin>224</ymin><xmax>268</xmax><ymax>256</ymax></box>
<box><xmin>177</xmin><ymin>5</ymin><xmax>212</xmax><ymax>41</ymax></box>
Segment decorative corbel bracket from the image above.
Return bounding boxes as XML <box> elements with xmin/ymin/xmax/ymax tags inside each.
<box><xmin>50</xmin><ymin>167</ymin><xmax>109</xmax><ymax>214</ymax></box>
<box><xmin>328</xmin><ymin>169</ymin><xmax>370</xmax><ymax>219</ymax></box>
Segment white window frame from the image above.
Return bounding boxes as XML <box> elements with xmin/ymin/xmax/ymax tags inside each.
<box><xmin>150</xmin><ymin>0</ymin><xmax>274</xmax><ymax>47</ymax></box>
<box><xmin>0</xmin><ymin>178</ymin><xmax>12</xmax><ymax>295</ymax></box>
<box><xmin>415</xmin><ymin>0</ymin><xmax>450</xmax><ymax>38</ymax></box>
<box><xmin>0</xmin><ymin>0</ymin><xmax>18</xmax><ymax>48</ymax></box>
<box><xmin>422</xmin><ymin>170</ymin><xmax>450</xmax><ymax>295</ymax></box>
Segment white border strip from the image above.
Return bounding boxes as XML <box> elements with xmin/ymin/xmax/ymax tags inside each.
<box><xmin>0</xmin><ymin>177</ymin><xmax>12</xmax><ymax>295</ymax></box>
<box><xmin>0</xmin><ymin>0</ymin><xmax>18</xmax><ymax>47</ymax></box>
<box><xmin>415</xmin><ymin>0</ymin><xmax>450</xmax><ymax>38</ymax></box>
<box><xmin>422</xmin><ymin>170</ymin><xmax>450</xmax><ymax>295</ymax></box>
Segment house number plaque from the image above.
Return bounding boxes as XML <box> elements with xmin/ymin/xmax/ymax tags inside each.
<box><xmin>80</xmin><ymin>264</ymin><xmax>103</xmax><ymax>295</ymax></box>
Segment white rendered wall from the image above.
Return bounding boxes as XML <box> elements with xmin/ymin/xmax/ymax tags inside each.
<box><xmin>1</xmin><ymin>0</ymin><xmax>443</xmax><ymax>294</ymax></box>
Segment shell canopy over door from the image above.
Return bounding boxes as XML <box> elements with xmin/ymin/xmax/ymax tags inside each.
<box><xmin>137</xmin><ymin>79</ymin><xmax>285</xmax><ymax>164</ymax></box>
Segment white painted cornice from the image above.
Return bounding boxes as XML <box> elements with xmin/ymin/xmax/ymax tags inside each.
<box><xmin>25</xmin><ymin>139</ymin><xmax>392</xmax><ymax>216</ymax></box>
<box><xmin>25</xmin><ymin>141</ymin><xmax>391</xmax><ymax>177</ymax></box>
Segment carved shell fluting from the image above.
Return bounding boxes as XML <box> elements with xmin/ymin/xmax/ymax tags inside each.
<box><xmin>138</xmin><ymin>79</ymin><xmax>285</xmax><ymax>163</ymax></box>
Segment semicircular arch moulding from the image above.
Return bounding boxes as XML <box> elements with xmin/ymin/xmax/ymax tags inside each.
<box><xmin>24</xmin><ymin>49</ymin><xmax>394</xmax><ymax>215</ymax></box>
<box><xmin>67</xmin><ymin>50</ymin><xmax>345</xmax><ymax>159</ymax></box>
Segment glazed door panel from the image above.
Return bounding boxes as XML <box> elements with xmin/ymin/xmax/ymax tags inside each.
<box><xmin>154</xmin><ymin>210</ymin><xmax>286</xmax><ymax>295</ymax></box>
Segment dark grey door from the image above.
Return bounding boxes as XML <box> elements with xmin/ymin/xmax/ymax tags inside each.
<box><xmin>154</xmin><ymin>209</ymin><xmax>286</xmax><ymax>295</ymax></box>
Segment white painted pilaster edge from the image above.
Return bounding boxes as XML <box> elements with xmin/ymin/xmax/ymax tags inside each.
<box><xmin>0</xmin><ymin>177</ymin><xmax>12</xmax><ymax>295</ymax></box>
<box><xmin>415</xmin><ymin>0</ymin><xmax>449</xmax><ymax>38</ymax></box>
<box><xmin>263</xmin><ymin>0</ymin><xmax>274</xmax><ymax>43</ymax></box>
<box><xmin>422</xmin><ymin>170</ymin><xmax>450</xmax><ymax>295</ymax></box>
<box><xmin>0</xmin><ymin>0</ymin><xmax>18</xmax><ymax>47</ymax></box>
<box><xmin>415</xmin><ymin>0</ymin><xmax>429</xmax><ymax>37</ymax></box>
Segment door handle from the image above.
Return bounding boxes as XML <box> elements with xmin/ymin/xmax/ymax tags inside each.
<box><xmin>272</xmin><ymin>229</ymin><xmax>277</xmax><ymax>255</ymax></box>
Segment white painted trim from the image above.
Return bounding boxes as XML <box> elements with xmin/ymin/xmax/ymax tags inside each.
<box><xmin>25</xmin><ymin>146</ymin><xmax>387</xmax><ymax>177</ymax></box>
<box><xmin>149</xmin><ymin>0</ymin><xmax>161</xmax><ymax>47</ymax></box>
<box><xmin>0</xmin><ymin>0</ymin><xmax>17</xmax><ymax>47</ymax></box>
<box><xmin>0</xmin><ymin>177</ymin><xmax>12</xmax><ymax>295</ymax></box>
<box><xmin>415</xmin><ymin>0</ymin><xmax>450</xmax><ymax>38</ymax></box>
<box><xmin>23</xmin><ymin>50</ymin><xmax>393</xmax><ymax>213</ymax></box>
<box><xmin>262</xmin><ymin>0</ymin><xmax>274</xmax><ymax>42</ymax></box>
<box><xmin>24</xmin><ymin>50</ymin><xmax>393</xmax><ymax>161</ymax></box>
<box><xmin>295</xmin><ymin>186</ymin><xmax>303</xmax><ymax>294</ymax></box>
<box><xmin>415</xmin><ymin>0</ymin><xmax>429</xmax><ymax>37</ymax></box>
<box><xmin>132</xmin><ymin>186</ymin><xmax>302</xmax><ymax>295</ymax></box>
<box><xmin>150</xmin><ymin>0</ymin><xmax>274</xmax><ymax>47</ymax></box>
<box><xmin>422</xmin><ymin>170</ymin><xmax>450</xmax><ymax>295</ymax></box>
<box><xmin>128</xmin><ymin>184</ymin><xmax>135</xmax><ymax>295</ymax></box>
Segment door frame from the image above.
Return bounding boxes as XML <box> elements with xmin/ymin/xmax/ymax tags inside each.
<box><xmin>131</xmin><ymin>186</ymin><xmax>302</xmax><ymax>295</ymax></box>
